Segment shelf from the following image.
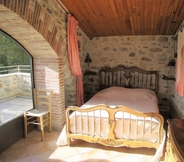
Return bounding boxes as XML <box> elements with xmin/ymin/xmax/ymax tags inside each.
<box><xmin>84</xmin><ymin>70</ymin><xmax>97</xmax><ymax>76</ymax></box>
<box><xmin>162</xmin><ymin>75</ymin><xmax>175</xmax><ymax>81</ymax></box>
<box><xmin>162</xmin><ymin>77</ymin><xmax>175</xmax><ymax>81</ymax></box>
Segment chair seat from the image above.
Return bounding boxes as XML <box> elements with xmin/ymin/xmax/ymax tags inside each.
<box><xmin>26</xmin><ymin>109</ymin><xmax>49</xmax><ymax>117</ymax></box>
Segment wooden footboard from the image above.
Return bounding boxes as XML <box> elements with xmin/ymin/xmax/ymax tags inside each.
<box><xmin>65</xmin><ymin>105</ymin><xmax>164</xmax><ymax>150</ymax></box>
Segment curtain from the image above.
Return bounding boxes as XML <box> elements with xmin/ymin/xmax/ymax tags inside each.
<box><xmin>67</xmin><ymin>14</ymin><xmax>84</xmax><ymax>106</ymax></box>
<box><xmin>177</xmin><ymin>45</ymin><xmax>184</xmax><ymax>96</ymax></box>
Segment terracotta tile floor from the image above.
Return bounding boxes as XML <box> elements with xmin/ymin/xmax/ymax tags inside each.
<box><xmin>0</xmin><ymin>129</ymin><xmax>166</xmax><ymax>162</ymax></box>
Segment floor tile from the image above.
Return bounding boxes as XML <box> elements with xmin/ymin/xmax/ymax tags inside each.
<box><xmin>0</xmin><ymin>153</ymin><xmax>5</xmax><ymax>162</ymax></box>
<box><xmin>31</xmin><ymin>150</ymin><xmax>58</xmax><ymax>162</ymax></box>
<box><xmin>6</xmin><ymin>139</ymin><xmax>25</xmax><ymax>151</ymax></box>
<box><xmin>62</xmin><ymin>154</ymin><xmax>86</xmax><ymax>162</ymax></box>
<box><xmin>53</xmin><ymin>146</ymin><xmax>79</xmax><ymax>160</ymax></box>
<box><xmin>0</xmin><ymin>128</ymin><xmax>166</xmax><ymax>162</ymax></box>
<box><xmin>3</xmin><ymin>147</ymin><xmax>30</xmax><ymax>161</ymax></box>
<box><xmin>7</xmin><ymin>156</ymin><xmax>32</xmax><ymax>162</ymax></box>
<box><xmin>26</xmin><ymin>142</ymin><xmax>51</xmax><ymax>156</ymax></box>
<box><xmin>81</xmin><ymin>149</ymin><xmax>116</xmax><ymax>161</ymax></box>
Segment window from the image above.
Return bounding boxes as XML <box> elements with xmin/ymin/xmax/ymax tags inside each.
<box><xmin>0</xmin><ymin>30</ymin><xmax>34</xmax><ymax>123</ymax></box>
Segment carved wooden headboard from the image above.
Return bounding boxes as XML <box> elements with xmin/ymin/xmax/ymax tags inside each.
<box><xmin>99</xmin><ymin>65</ymin><xmax>159</xmax><ymax>94</ymax></box>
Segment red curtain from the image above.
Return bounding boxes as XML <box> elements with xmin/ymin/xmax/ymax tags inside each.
<box><xmin>177</xmin><ymin>45</ymin><xmax>184</xmax><ymax>96</ymax></box>
<box><xmin>67</xmin><ymin>14</ymin><xmax>84</xmax><ymax>106</ymax></box>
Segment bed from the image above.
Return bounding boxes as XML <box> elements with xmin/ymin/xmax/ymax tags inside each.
<box><xmin>57</xmin><ymin>65</ymin><xmax>165</xmax><ymax>162</ymax></box>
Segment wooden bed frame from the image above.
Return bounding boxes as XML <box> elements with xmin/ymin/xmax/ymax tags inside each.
<box><xmin>65</xmin><ymin>66</ymin><xmax>164</xmax><ymax>150</ymax></box>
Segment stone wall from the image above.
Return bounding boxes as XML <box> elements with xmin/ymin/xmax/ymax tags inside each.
<box><xmin>17</xmin><ymin>73</ymin><xmax>32</xmax><ymax>97</ymax></box>
<box><xmin>172</xmin><ymin>92</ymin><xmax>184</xmax><ymax>118</ymax></box>
<box><xmin>80</xmin><ymin>35</ymin><xmax>175</xmax><ymax>106</ymax></box>
<box><xmin>0</xmin><ymin>73</ymin><xmax>31</xmax><ymax>101</ymax></box>
<box><xmin>0</xmin><ymin>74</ymin><xmax>19</xmax><ymax>101</ymax></box>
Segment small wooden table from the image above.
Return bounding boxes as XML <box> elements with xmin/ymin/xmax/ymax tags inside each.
<box><xmin>165</xmin><ymin>119</ymin><xmax>184</xmax><ymax>162</ymax></box>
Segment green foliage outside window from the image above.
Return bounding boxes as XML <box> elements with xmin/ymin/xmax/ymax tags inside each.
<box><xmin>0</xmin><ymin>33</ymin><xmax>29</xmax><ymax>67</ymax></box>
<box><xmin>0</xmin><ymin>32</ymin><xmax>30</xmax><ymax>74</ymax></box>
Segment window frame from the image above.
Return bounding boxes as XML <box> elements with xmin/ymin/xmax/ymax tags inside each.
<box><xmin>0</xmin><ymin>29</ymin><xmax>35</xmax><ymax>108</ymax></box>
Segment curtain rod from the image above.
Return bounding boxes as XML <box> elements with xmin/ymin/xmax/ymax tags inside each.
<box><xmin>55</xmin><ymin>0</ymin><xmax>79</xmax><ymax>22</ymax></box>
<box><xmin>56</xmin><ymin>0</ymin><xmax>70</xmax><ymax>14</ymax></box>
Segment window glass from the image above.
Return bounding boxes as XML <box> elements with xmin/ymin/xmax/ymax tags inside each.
<box><xmin>0</xmin><ymin>30</ymin><xmax>34</xmax><ymax>123</ymax></box>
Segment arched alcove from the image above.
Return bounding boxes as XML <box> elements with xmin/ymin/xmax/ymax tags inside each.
<box><xmin>0</xmin><ymin>1</ymin><xmax>66</xmax><ymax>130</ymax></box>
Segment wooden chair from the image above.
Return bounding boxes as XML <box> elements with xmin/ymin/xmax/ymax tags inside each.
<box><xmin>24</xmin><ymin>89</ymin><xmax>53</xmax><ymax>141</ymax></box>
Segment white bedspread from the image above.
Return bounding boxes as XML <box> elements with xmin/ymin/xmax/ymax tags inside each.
<box><xmin>56</xmin><ymin>87</ymin><xmax>165</xmax><ymax>162</ymax></box>
<box><xmin>81</xmin><ymin>86</ymin><xmax>159</xmax><ymax>113</ymax></box>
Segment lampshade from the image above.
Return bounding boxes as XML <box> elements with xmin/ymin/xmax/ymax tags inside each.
<box><xmin>167</xmin><ymin>60</ymin><xmax>175</xmax><ymax>66</ymax></box>
<box><xmin>85</xmin><ymin>54</ymin><xmax>92</xmax><ymax>63</ymax></box>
